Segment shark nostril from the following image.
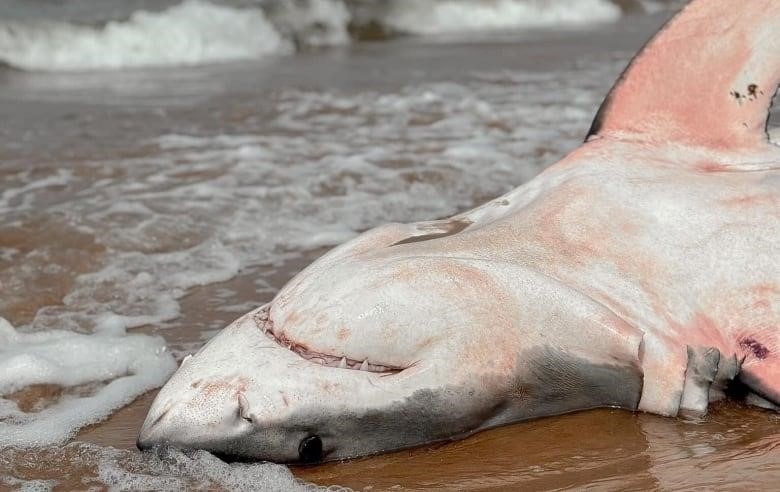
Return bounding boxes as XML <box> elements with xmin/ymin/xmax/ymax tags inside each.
<box><xmin>298</xmin><ymin>435</ymin><xmax>323</xmax><ymax>464</ymax></box>
<box><xmin>150</xmin><ymin>407</ymin><xmax>170</xmax><ymax>428</ymax></box>
<box><xmin>237</xmin><ymin>392</ymin><xmax>253</xmax><ymax>423</ymax></box>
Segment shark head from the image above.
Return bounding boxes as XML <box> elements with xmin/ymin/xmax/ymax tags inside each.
<box><xmin>138</xmin><ymin>222</ymin><xmax>645</xmax><ymax>463</ymax></box>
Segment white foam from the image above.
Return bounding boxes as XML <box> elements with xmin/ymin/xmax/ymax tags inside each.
<box><xmin>1</xmin><ymin>442</ymin><xmax>335</xmax><ymax>491</ymax></box>
<box><xmin>0</xmin><ymin>247</ymin><xmax>17</xmax><ymax>262</ymax></box>
<box><xmin>0</xmin><ymin>0</ymin><xmax>291</xmax><ymax>71</ymax></box>
<box><xmin>769</xmin><ymin>125</ymin><xmax>780</xmax><ymax>145</ymax></box>
<box><xmin>97</xmin><ymin>446</ymin><xmax>323</xmax><ymax>492</ymax></box>
<box><xmin>0</xmin><ymin>317</ymin><xmax>176</xmax><ymax>447</ymax></box>
<box><xmin>266</xmin><ymin>0</ymin><xmax>352</xmax><ymax>47</ymax></box>
<box><xmin>378</xmin><ymin>0</ymin><xmax>621</xmax><ymax>35</ymax></box>
<box><xmin>0</xmin><ymin>169</ymin><xmax>72</xmax><ymax>214</ymax></box>
<box><xmin>0</xmin><ymin>477</ymin><xmax>56</xmax><ymax>492</ymax></box>
<box><xmin>637</xmin><ymin>0</ymin><xmax>687</xmax><ymax>13</ymax></box>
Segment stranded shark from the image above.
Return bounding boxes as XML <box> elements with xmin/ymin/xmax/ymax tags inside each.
<box><xmin>138</xmin><ymin>0</ymin><xmax>779</xmax><ymax>464</ymax></box>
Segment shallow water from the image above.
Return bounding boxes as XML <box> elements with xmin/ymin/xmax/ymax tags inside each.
<box><xmin>1</xmin><ymin>10</ymin><xmax>779</xmax><ymax>491</ymax></box>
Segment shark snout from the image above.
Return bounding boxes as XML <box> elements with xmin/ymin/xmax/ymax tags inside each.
<box><xmin>136</xmin><ymin>402</ymin><xmax>173</xmax><ymax>450</ymax></box>
<box><xmin>137</xmin><ymin>312</ymin><xmax>274</xmax><ymax>453</ymax></box>
<box><xmin>137</xmin><ymin>372</ymin><xmax>253</xmax><ymax>453</ymax></box>
<box><xmin>136</xmin><ymin>300</ymin><xmax>471</xmax><ymax>461</ymax></box>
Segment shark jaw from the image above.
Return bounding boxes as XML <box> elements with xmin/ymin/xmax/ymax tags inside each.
<box><xmin>136</xmin><ymin>250</ymin><xmax>522</xmax><ymax>463</ymax></box>
<box><xmin>135</xmin><ymin>303</ymin><xmax>504</xmax><ymax>463</ymax></box>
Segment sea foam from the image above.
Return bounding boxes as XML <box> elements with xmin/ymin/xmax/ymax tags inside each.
<box><xmin>0</xmin><ymin>317</ymin><xmax>176</xmax><ymax>447</ymax></box>
<box><xmin>1</xmin><ymin>442</ymin><xmax>333</xmax><ymax>491</ymax></box>
<box><xmin>0</xmin><ymin>0</ymin><xmax>291</xmax><ymax>71</ymax></box>
<box><xmin>379</xmin><ymin>0</ymin><xmax>621</xmax><ymax>35</ymax></box>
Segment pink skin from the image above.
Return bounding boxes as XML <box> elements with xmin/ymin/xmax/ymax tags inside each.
<box><xmin>592</xmin><ymin>0</ymin><xmax>780</xmax><ymax>151</ymax></box>
<box><xmin>139</xmin><ymin>0</ymin><xmax>780</xmax><ymax>462</ymax></box>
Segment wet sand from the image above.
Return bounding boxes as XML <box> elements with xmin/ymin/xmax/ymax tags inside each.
<box><xmin>3</xmin><ymin>11</ymin><xmax>780</xmax><ymax>491</ymax></box>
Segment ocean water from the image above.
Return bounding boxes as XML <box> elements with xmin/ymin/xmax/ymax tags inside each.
<box><xmin>0</xmin><ymin>0</ymin><xmax>680</xmax><ymax>70</ymax></box>
<box><xmin>2</xmin><ymin>1</ymin><xmax>778</xmax><ymax>490</ymax></box>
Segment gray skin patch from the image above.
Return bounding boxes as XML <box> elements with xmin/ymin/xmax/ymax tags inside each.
<box><xmin>744</xmin><ymin>392</ymin><xmax>780</xmax><ymax>411</ymax></box>
<box><xmin>679</xmin><ymin>346</ymin><xmax>721</xmax><ymax>415</ymax></box>
<box><xmin>503</xmin><ymin>346</ymin><xmax>643</xmax><ymax>420</ymax></box>
<box><xmin>709</xmin><ymin>352</ymin><xmax>740</xmax><ymax>402</ymax></box>
<box><xmin>215</xmin><ymin>345</ymin><xmax>643</xmax><ymax>464</ymax></box>
<box><xmin>735</xmin><ymin>371</ymin><xmax>780</xmax><ymax>408</ymax></box>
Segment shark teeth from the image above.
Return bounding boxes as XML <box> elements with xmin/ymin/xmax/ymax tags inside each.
<box><xmin>252</xmin><ymin>305</ymin><xmax>402</xmax><ymax>375</ymax></box>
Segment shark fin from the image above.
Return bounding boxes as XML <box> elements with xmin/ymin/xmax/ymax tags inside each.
<box><xmin>587</xmin><ymin>0</ymin><xmax>780</xmax><ymax>150</ymax></box>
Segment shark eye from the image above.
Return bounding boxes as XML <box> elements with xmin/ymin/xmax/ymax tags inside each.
<box><xmin>298</xmin><ymin>435</ymin><xmax>323</xmax><ymax>463</ymax></box>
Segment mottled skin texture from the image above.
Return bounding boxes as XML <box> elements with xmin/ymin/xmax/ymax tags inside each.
<box><xmin>139</xmin><ymin>0</ymin><xmax>780</xmax><ymax>463</ymax></box>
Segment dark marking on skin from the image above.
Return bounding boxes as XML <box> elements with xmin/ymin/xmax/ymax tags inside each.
<box><xmin>731</xmin><ymin>84</ymin><xmax>763</xmax><ymax>104</ymax></box>
<box><xmin>740</xmin><ymin>337</ymin><xmax>769</xmax><ymax>359</ymax></box>
<box><xmin>390</xmin><ymin>218</ymin><xmax>472</xmax><ymax>246</ymax></box>
<box><xmin>730</xmin><ymin>90</ymin><xmax>747</xmax><ymax>106</ymax></box>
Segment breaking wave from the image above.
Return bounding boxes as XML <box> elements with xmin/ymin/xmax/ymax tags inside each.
<box><xmin>378</xmin><ymin>0</ymin><xmax>621</xmax><ymax>35</ymax></box>
<box><xmin>0</xmin><ymin>0</ymin><xmax>665</xmax><ymax>71</ymax></box>
<box><xmin>0</xmin><ymin>317</ymin><xmax>176</xmax><ymax>447</ymax></box>
<box><xmin>0</xmin><ymin>1</ymin><xmax>292</xmax><ymax>71</ymax></box>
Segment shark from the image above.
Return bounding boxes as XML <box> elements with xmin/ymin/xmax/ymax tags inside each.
<box><xmin>138</xmin><ymin>0</ymin><xmax>780</xmax><ymax>464</ymax></box>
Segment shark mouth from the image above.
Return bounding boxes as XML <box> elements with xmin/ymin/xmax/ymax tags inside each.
<box><xmin>252</xmin><ymin>306</ymin><xmax>403</xmax><ymax>374</ymax></box>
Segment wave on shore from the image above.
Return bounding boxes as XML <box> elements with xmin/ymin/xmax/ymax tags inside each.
<box><xmin>0</xmin><ymin>1</ymin><xmax>292</xmax><ymax>71</ymax></box>
<box><xmin>379</xmin><ymin>0</ymin><xmax>620</xmax><ymax>35</ymax></box>
<box><xmin>0</xmin><ymin>0</ymin><xmax>642</xmax><ymax>71</ymax></box>
<box><xmin>0</xmin><ymin>317</ymin><xmax>176</xmax><ymax>447</ymax></box>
